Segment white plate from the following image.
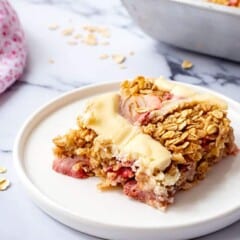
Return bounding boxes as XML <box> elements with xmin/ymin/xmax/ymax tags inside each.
<box><xmin>14</xmin><ymin>81</ymin><xmax>240</xmax><ymax>240</ymax></box>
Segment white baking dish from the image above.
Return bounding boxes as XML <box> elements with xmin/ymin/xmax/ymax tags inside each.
<box><xmin>122</xmin><ymin>0</ymin><xmax>240</xmax><ymax>61</ymax></box>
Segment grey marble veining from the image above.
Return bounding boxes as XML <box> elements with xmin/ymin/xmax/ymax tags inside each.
<box><xmin>1</xmin><ymin>0</ymin><xmax>240</xmax><ymax>239</ymax></box>
<box><xmin>156</xmin><ymin>43</ymin><xmax>240</xmax><ymax>88</ymax></box>
<box><xmin>17</xmin><ymin>0</ymin><xmax>240</xmax><ymax>101</ymax></box>
<box><xmin>8</xmin><ymin>1</ymin><xmax>240</xmax><ymax>95</ymax></box>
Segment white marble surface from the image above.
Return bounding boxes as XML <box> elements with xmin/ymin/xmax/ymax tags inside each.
<box><xmin>1</xmin><ymin>0</ymin><xmax>240</xmax><ymax>239</ymax></box>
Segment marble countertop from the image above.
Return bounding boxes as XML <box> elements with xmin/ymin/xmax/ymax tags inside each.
<box><xmin>1</xmin><ymin>0</ymin><xmax>240</xmax><ymax>239</ymax></box>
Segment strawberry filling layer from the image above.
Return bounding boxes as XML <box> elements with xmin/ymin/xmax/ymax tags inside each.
<box><xmin>123</xmin><ymin>180</ymin><xmax>173</xmax><ymax>207</ymax></box>
<box><xmin>53</xmin><ymin>156</ymin><xmax>90</xmax><ymax>178</ymax></box>
<box><xmin>120</xmin><ymin>92</ymin><xmax>173</xmax><ymax>125</ymax></box>
<box><xmin>106</xmin><ymin>166</ymin><xmax>135</xmax><ymax>185</ymax></box>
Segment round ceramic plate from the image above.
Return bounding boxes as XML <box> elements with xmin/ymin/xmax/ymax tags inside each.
<box><xmin>14</xmin><ymin>81</ymin><xmax>240</xmax><ymax>240</ymax></box>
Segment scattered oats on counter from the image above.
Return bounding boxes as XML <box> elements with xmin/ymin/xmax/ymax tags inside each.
<box><xmin>0</xmin><ymin>178</ymin><xmax>10</xmax><ymax>191</ymax></box>
<box><xmin>181</xmin><ymin>60</ymin><xmax>193</xmax><ymax>70</ymax></box>
<box><xmin>48</xmin><ymin>24</ymin><xmax>59</xmax><ymax>31</ymax></box>
<box><xmin>112</xmin><ymin>54</ymin><xmax>126</xmax><ymax>64</ymax></box>
<box><xmin>48</xmin><ymin>23</ymin><xmax>111</xmax><ymax>47</ymax></box>
<box><xmin>62</xmin><ymin>27</ymin><xmax>74</xmax><ymax>36</ymax></box>
<box><xmin>47</xmin><ymin>23</ymin><xmax>134</xmax><ymax>69</ymax></box>
<box><xmin>0</xmin><ymin>166</ymin><xmax>6</xmax><ymax>174</ymax></box>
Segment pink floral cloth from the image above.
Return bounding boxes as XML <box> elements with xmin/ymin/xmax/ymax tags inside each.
<box><xmin>0</xmin><ymin>0</ymin><xmax>27</xmax><ymax>93</ymax></box>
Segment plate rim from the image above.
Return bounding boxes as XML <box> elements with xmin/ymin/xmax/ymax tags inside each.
<box><xmin>13</xmin><ymin>80</ymin><xmax>240</xmax><ymax>238</ymax></box>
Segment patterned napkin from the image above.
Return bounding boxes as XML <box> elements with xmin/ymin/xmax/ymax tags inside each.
<box><xmin>0</xmin><ymin>0</ymin><xmax>27</xmax><ymax>94</ymax></box>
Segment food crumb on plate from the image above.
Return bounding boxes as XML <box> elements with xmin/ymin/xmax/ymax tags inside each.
<box><xmin>181</xmin><ymin>60</ymin><xmax>193</xmax><ymax>70</ymax></box>
<box><xmin>0</xmin><ymin>178</ymin><xmax>10</xmax><ymax>191</ymax></box>
<box><xmin>0</xmin><ymin>166</ymin><xmax>6</xmax><ymax>174</ymax></box>
<box><xmin>112</xmin><ymin>54</ymin><xmax>126</xmax><ymax>64</ymax></box>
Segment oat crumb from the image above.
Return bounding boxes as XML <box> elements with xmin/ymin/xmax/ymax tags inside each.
<box><xmin>0</xmin><ymin>167</ymin><xmax>6</xmax><ymax>174</ymax></box>
<box><xmin>83</xmin><ymin>33</ymin><xmax>98</xmax><ymax>46</ymax></box>
<box><xmin>83</xmin><ymin>25</ymin><xmax>98</xmax><ymax>32</ymax></box>
<box><xmin>99</xmin><ymin>29</ymin><xmax>111</xmax><ymax>38</ymax></box>
<box><xmin>100</xmin><ymin>41</ymin><xmax>110</xmax><ymax>46</ymax></box>
<box><xmin>48</xmin><ymin>24</ymin><xmax>59</xmax><ymax>30</ymax></box>
<box><xmin>181</xmin><ymin>60</ymin><xmax>193</xmax><ymax>70</ymax></box>
<box><xmin>48</xmin><ymin>58</ymin><xmax>55</xmax><ymax>64</ymax></box>
<box><xmin>112</xmin><ymin>54</ymin><xmax>126</xmax><ymax>64</ymax></box>
<box><xmin>120</xmin><ymin>65</ymin><xmax>127</xmax><ymax>69</ymax></box>
<box><xmin>0</xmin><ymin>178</ymin><xmax>10</xmax><ymax>191</ymax></box>
<box><xmin>62</xmin><ymin>28</ymin><xmax>74</xmax><ymax>36</ymax></box>
<box><xmin>67</xmin><ymin>40</ymin><xmax>78</xmax><ymax>46</ymax></box>
<box><xmin>129</xmin><ymin>51</ymin><xmax>135</xmax><ymax>56</ymax></box>
<box><xmin>74</xmin><ymin>34</ymin><xmax>82</xmax><ymax>39</ymax></box>
<box><xmin>82</xmin><ymin>25</ymin><xmax>111</xmax><ymax>38</ymax></box>
<box><xmin>99</xmin><ymin>54</ymin><xmax>109</xmax><ymax>60</ymax></box>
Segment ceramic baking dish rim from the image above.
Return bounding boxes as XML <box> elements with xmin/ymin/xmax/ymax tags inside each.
<box><xmin>170</xmin><ymin>0</ymin><xmax>240</xmax><ymax>16</ymax></box>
